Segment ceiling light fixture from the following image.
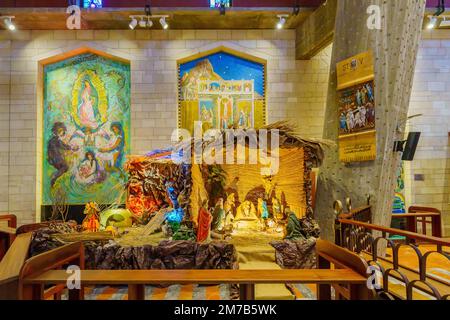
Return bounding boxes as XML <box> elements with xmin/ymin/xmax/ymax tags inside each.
<box><xmin>427</xmin><ymin>15</ymin><xmax>438</xmax><ymax>29</ymax></box>
<box><xmin>276</xmin><ymin>14</ymin><xmax>288</xmax><ymax>29</ymax></box>
<box><xmin>129</xmin><ymin>14</ymin><xmax>168</xmax><ymax>30</ymax></box>
<box><xmin>439</xmin><ymin>16</ymin><xmax>450</xmax><ymax>27</ymax></box>
<box><xmin>129</xmin><ymin>16</ymin><xmax>138</xmax><ymax>29</ymax></box>
<box><xmin>139</xmin><ymin>17</ymin><xmax>147</xmax><ymax>28</ymax></box>
<box><xmin>3</xmin><ymin>16</ymin><xmax>16</xmax><ymax>31</ymax></box>
<box><xmin>159</xmin><ymin>16</ymin><xmax>168</xmax><ymax>29</ymax></box>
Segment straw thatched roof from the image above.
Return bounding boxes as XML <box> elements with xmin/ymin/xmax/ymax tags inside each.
<box><xmin>177</xmin><ymin>121</ymin><xmax>332</xmax><ymax>168</ymax></box>
<box><xmin>261</xmin><ymin>121</ymin><xmax>333</xmax><ymax>167</ymax></box>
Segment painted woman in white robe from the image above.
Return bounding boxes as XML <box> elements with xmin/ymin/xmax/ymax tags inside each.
<box><xmin>78</xmin><ymin>80</ymin><xmax>99</xmax><ymax>130</ymax></box>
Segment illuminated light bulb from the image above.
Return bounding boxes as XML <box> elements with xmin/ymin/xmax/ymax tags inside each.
<box><xmin>129</xmin><ymin>17</ymin><xmax>138</xmax><ymax>30</ymax></box>
<box><xmin>427</xmin><ymin>16</ymin><xmax>438</xmax><ymax>29</ymax></box>
<box><xmin>159</xmin><ymin>17</ymin><xmax>168</xmax><ymax>29</ymax></box>
<box><xmin>276</xmin><ymin>16</ymin><xmax>286</xmax><ymax>29</ymax></box>
<box><xmin>5</xmin><ymin>17</ymin><xmax>15</xmax><ymax>31</ymax></box>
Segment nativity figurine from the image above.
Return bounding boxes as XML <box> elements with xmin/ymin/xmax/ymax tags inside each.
<box><xmin>196</xmin><ymin>200</ymin><xmax>212</xmax><ymax>242</ymax></box>
<box><xmin>82</xmin><ymin>201</ymin><xmax>100</xmax><ymax>232</ymax></box>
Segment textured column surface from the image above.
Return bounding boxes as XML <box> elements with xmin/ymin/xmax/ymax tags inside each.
<box><xmin>315</xmin><ymin>0</ymin><xmax>426</xmax><ymax>240</ymax></box>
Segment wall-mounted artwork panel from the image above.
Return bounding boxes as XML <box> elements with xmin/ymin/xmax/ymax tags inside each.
<box><xmin>178</xmin><ymin>47</ymin><xmax>266</xmax><ymax>134</ymax></box>
<box><xmin>43</xmin><ymin>52</ymin><xmax>130</xmax><ymax>205</ymax></box>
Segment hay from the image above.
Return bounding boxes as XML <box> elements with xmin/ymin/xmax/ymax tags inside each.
<box><xmin>51</xmin><ymin>231</ymin><xmax>114</xmax><ymax>242</ymax></box>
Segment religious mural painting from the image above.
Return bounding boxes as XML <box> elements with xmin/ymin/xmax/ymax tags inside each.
<box><xmin>178</xmin><ymin>48</ymin><xmax>266</xmax><ymax>134</ymax></box>
<box><xmin>336</xmin><ymin>51</ymin><xmax>376</xmax><ymax>163</ymax></box>
<box><xmin>43</xmin><ymin>52</ymin><xmax>130</xmax><ymax>205</ymax></box>
<box><xmin>338</xmin><ymin>81</ymin><xmax>375</xmax><ymax>135</ymax></box>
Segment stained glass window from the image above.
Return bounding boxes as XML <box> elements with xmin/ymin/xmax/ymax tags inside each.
<box><xmin>210</xmin><ymin>0</ymin><xmax>232</xmax><ymax>8</ymax></box>
<box><xmin>83</xmin><ymin>0</ymin><xmax>102</xmax><ymax>8</ymax></box>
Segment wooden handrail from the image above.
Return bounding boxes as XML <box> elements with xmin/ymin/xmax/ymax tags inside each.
<box><xmin>409</xmin><ymin>206</ymin><xmax>441</xmax><ymax>214</ymax></box>
<box><xmin>338</xmin><ymin>219</ymin><xmax>450</xmax><ymax>247</ymax></box>
<box><xmin>24</xmin><ymin>269</ymin><xmax>366</xmax><ymax>285</ymax></box>
<box><xmin>22</xmin><ymin>268</ymin><xmax>367</xmax><ymax>300</ymax></box>
<box><xmin>19</xmin><ymin>241</ymin><xmax>85</xmax><ymax>300</ymax></box>
<box><xmin>0</xmin><ymin>233</ymin><xmax>32</xmax><ymax>284</ymax></box>
<box><xmin>0</xmin><ymin>233</ymin><xmax>32</xmax><ymax>300</ymax></box>
<box><xmin>17</xmin><ymin>239</ymin><xmax>370</xmax><ymax>300</ymax></box>
<box><xmin>0</xmin><ymin>214</ymin><xmax>17</xmax><ymax>261</ymax></box>
<box><xmin>316</xmin><ymin>239</ymin><xmax>371</xmax><ymax>300</ymax></box>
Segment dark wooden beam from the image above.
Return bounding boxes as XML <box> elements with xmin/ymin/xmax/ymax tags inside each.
<box><xmin>295</xmin><ymin>0</ymin><xmax>336</xmax><ymax>60</ymax></box>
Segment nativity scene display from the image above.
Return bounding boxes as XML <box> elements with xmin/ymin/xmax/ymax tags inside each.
<box><xmin>121</xmin><ymin>122</ymin><xmax>323</xmax><ymax>244</ymax></box>
<box><xmin>43</xmin><ymin>52</ymin><xmax>130</xmax><ymax>205</ymax></box>
<box><xmin>178</xmin><ymin>48</ymin><xmax>266</xmax><ymax>134</ymax></box>
<box><xmin>36</xmin><ymin>122</ymin><xmax>323</xmax><ymax>284</ymax></box>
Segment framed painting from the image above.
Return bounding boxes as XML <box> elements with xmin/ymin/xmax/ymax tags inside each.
<box><xmin>178</xmin><ymin>47</ymin><xmax>266</xmax><ymax>134</ymax></box>
<box><xmin>42</xmin><ymin>52</ymin><xmax>131</xmax><ymax>205</ymax></box>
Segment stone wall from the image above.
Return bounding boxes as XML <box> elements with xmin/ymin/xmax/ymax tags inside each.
<box><xmin>407</xmin><ymin>29</ymin><xmax>450</xmax><ymax>236</ymax></box>
<box><xmin>0</xmin><ymin>30</ymin><xmax>331</xmax><ymax>225</ymax></box>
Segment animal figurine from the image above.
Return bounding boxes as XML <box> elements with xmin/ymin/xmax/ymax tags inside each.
<box><xmin>82</xmin><ymin>202</ymin><xmax>100</xmax><ymax>232</ymax></box>
<box><xmin>100</xmin><ymin>208</ymin><xmax>133</xmax><ymax>230</ymax></box>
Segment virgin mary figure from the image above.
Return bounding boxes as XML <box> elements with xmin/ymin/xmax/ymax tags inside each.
<box><xmin>78</xmin><ymin>80</ymin><xmax>100</xmax><ymax>130</ymax></box>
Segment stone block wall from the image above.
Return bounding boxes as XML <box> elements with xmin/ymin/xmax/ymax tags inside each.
<box><xmin>0</xmin><ymin>29</ymin><xmax>331</xmax><ymax>225</ymax></box>
<box><xmin>407</xmin><ymin>30</ymin><xmax>450</xmax><ymax>236</ymax></box>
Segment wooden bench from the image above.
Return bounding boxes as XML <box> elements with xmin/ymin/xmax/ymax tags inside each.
<box><xmin>22</xmin><ymin>268</ymin><xmax>366</xmax><ymax>300</ymax></box>
<box><xmin>17</xmin><ymin>238</ymin><xmax>369</xmax><ymax>300</ymax></box>
<box><xmin>392</xmin><ymin>206</ymin><xmax>443</xmax><ymax>239</ymax></box>
<box><xmin>0</xmin><ymin>214</ymin><xmax>17</xmax><ymax>261</ymax></box>
<box><xmin>19</xmin><ymin>241</ymin><xmax>85</xmax><ymax>300</ymax></box>
<box><xmin>0</xmin><ymin>233</ymin><xmax>32</xmax><ymax>299</ymax></box>
<box><xmin>316</xmin><ymin>238</ymin><xmax>372</xmax><ymax>300</ymax></box>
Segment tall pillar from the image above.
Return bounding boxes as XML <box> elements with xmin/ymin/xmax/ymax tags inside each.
<box><xmin>315</xmin><ymin>0</ymin><xmax>426</xmax><ymax>240</ymax></box>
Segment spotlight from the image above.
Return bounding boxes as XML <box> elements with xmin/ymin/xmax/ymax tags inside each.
<box><xmin>147</xmin><ymin>17</ymin><xmax>153</xmax><ymax>28</ymax></box>
<box><xmin>129</xmin><ymin>16</ymin><xmax>137</xmax><ymax>29</ymax></box>
<box><xmin>4</xmin><ymin>16</ymin><xmax>16</xmax><ymax>31</ymax></box>
<box><xmin>276</xmin><ymin>15</ymin><xmax>287</xmax><ymax>29</ymax></box>
<box><xmin>159</xmin><ymin>17</ymin><xmax>168</xmax><ymax>29</ymax></box>
<box><xmin>139</xmin><ymin>17</ymin><xmax>147</xmax><ymax>28</ymax></box>
<box><xmin>440</xmin><ymin>17</ymin><xmax>450</xmax><ymax>28</ymax></box>
<box><xmin>427</xmin><ymin>16</ymin><xmax>438</xmax><ymax>29</ymax></box>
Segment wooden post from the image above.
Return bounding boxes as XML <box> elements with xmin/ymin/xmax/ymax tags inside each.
<box><xmin>21</xmin><ymin>284</ymin><xmax>43</xmax><ymax>300</ymax></box>
<box><xmin>128</xmin><ymin>284</ymin><xmax>145</xmax><ymax>300</ymax></box>
<box><xmin>316</xmin><ymin>255</ymin><xmax>332</xmax><ymax>300</ymax></box>
<box><xmin>239</xmin><ymin>284</ymin><xmax>255</xmax><ymax>300</ymax></box>
<box><xmin>315</xmin><ymin>0</ymin><xmax>427</xmax><ymax>242</ymax></box>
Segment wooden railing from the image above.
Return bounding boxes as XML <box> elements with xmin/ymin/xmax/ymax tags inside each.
<box><xmin>16</xmin><ymin>239</ymin><xmax>369</xmax><ymax>300</ymax></box>
<box><xmin>0</xmin><ymin>214</ymin><xmax>17</xmax><ymax>261</ymax></box>
<box><xmin>335</xmin><ymin>217</ymin><xmax>450</xmax><ymax>300</ymax></box>
<box><xmin>392</xmin><ymin>206</ymin><xmax>443</xmax><ymax>239</ymax></box>
<box><xmin>0</xmin><ymin>233</ymin><xmax>32</xmax><ymax>299</ymax></box>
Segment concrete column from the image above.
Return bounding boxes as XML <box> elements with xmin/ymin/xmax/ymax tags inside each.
<box><xmin>315</xmin><ymin>0</ymin><xmax>426</xmax><ymax>240</ymax></box>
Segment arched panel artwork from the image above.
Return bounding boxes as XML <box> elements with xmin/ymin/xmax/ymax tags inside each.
<box><xmin>178</xmin><ymin>47</ymin><xmax>266</xmax><ymax>134</ymax></box>
<box><xmin>42</xmin><ymin>52</ymin><xmax>131</xmax><ymax>205</ymax></box>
